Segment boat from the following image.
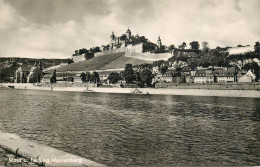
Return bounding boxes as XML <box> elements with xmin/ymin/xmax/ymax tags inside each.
<box><xmin>132</xmin><ymin>88</ymin><xmax>143</xmax><ymax>94</ymax></box>
<box><xmin>84</xmin><ymin>89</ymin><xmax>95</xmax><ymax>92</ymax></box>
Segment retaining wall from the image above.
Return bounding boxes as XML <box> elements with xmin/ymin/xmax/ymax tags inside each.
<box><xmin>94</xmin><ymin>48</ymin><xmax>127</xmax><ymax>57</ymax></box>
<box><xmin>156</xmin><ymin>82</ymin><xmax>260</xmax><ymax>90</ymax></box>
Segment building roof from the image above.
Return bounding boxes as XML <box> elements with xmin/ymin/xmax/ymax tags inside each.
<box><xmin>195</xmin><ymin>70</ymin><xmax>214</xmax><ymax>77</ymax></box>
<box><xmin>214</xmin><ymin>67</ymin><xmax>237</xmax><ymax>77</ymax></box>
<box><xmin>195</xmin><ymin>70</ymin><xmax>206</xmax><ymax>76</ymax></box>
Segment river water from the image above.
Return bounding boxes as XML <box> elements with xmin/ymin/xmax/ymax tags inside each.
<box><xmin>0</xmin><ymin>88</ymin><xmax>259</xmax><ymax>166</ymax></box>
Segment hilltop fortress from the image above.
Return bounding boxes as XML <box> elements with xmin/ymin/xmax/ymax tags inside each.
<box><xmin>96</xmin><ymin>28</ymin><xmax>173</xmax><ymax>61</ymax></box>
<box><xmin>73</xmin><ymin>28</ymin><xmax>173</xmax><ymax>62</ymax></box>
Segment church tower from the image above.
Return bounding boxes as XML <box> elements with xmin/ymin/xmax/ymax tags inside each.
<box><xmin>156</xmin><ymin>36</ymin><xmax>162</xmax><ymax>48</ymax></box>
<box><xmin>126</xmin><ymin>27</ymin><xmax>131</xmax><ymax>40</ymax></box>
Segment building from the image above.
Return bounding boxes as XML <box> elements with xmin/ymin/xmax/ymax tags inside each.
<box><xmin>161</xmin><ymin>71</ymin><xmax>173</xmax><ymax>82</ymax></box>
<box><xmin>215</xmin><ymin>67</ymin><xmax>237</xmax><ymax>83</ymax></box>
<box><xmin>74</xmin><ymin>74</ymin><xmax>82</xmax><ymax>83</ymax></box>
<box><xmin>194</xmin><ymin>70</ymin><xmax>214</xmax><ymax>83</ymax></box>
<box><xmin>238</xmin><ymin>70</ymin><xmax>256</xmax><ymax>82</ymax></box>
<box><xmin>15</xmin><ymin>66</ymin><xmax>31</xmax><ymax>83</ymax></box>
<box><xmin>15</xmin><ymin>63</ymin><xmax>42</xmax><ymax>83</ymax></box>
<box><xmin>41</xmin><ymin>73</ymin><xmax>54</xmax><ymax>83</ymax></box>
<box><xmin>185</xmin><ymin>75</ymin><xmax>194</xmax><ymax>83</ymax></box>
<box><xmin>156</xmin><ymin>36</ymin><xmax>162</xmax><ymax>49</ymax></box>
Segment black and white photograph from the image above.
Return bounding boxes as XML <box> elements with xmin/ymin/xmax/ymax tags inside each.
<box><xmin>0</xmin><ymin>0</ymin><xmax>259</xmax><ymax>166</ymax></box>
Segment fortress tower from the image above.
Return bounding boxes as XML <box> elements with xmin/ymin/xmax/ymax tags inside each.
<box><xmin>156</xmin><ymin>36</ymin><xmax>162</xmax><ymax>49</ymax></box>
<box><xmin>110</xmin><ymin>32</ymin><xmax>116</xmax><ymax>49</ymax></box>
<box><xmin>126</xmin><ymin>28</ymin><xmax>131</xmax><ymax>40</ymax></box>
<box><xmin>110</xmin><ymin>32</ymin><xmax>115</xmax><ymax>42</ymax></box>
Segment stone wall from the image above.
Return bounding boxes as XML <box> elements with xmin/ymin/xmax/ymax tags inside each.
<box><xmin>126</xmin><ymin>43</ymin><xmax>143</xmax><ymax>53</ymax></box>
<box><xmin>155</xmin><ymin>82</ymin><xmax>260</xmax><ymax>90</ymax></box>
<box><xmin>125</xmin><ymin>52</ymin><xmax>173</xmax><ymax>61</ymax></box>
<box><xmin>94</xmin><ymin>47</ymin><xmax>127</xmax><ymax>57</ymax></box>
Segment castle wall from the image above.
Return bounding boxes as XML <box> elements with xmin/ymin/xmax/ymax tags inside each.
<box><xmin>125</xmin><ymin>52</ymin><xmax>173</xmax><ymax>61</ymax></box>
<box><xmin>126</xmin><ymin>43</ymin><xmax>143</xmax><ymax>53</ymax></box>
<box><xmin>94</xmin><ymin>47</ymin><xmax>127</xmax><ymax>57</ymax></box>
<box><xmin>94</xmin><ymin>43</ymin><xmax>171</xmax><ymax>61</ymax></box>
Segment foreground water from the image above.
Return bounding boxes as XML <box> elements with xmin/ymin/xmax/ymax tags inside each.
<box><xmin>0</xmin><ymin>88</ymin><xmax>259</xmax><ymax>166</ymax></box>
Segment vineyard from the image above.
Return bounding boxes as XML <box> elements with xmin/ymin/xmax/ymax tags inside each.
<box><xmin>56</xmin><ymin>52</ymin><xmax>125</xmax><ymax>72</ymax></box>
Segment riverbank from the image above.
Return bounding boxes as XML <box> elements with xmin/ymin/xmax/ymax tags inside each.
<box><xmin>0</xmin><ymin>133</ymin><xmax>105</xmax><ymax>167</ymax></box>
<box><xmin>1</xmin><ymin>83</ymin><xmax>259</xmax><ymax>98</ymax></box>
<box><xmin>0</xmin><ymin>146</ymin><xmax>39</xmax><ymax>167</ymax></box>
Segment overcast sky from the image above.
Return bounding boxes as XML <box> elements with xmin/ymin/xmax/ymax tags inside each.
<box><xmin>0</xmin><ymin>0</ymin><xmax>259</xmax><ymax>59</ymax></box>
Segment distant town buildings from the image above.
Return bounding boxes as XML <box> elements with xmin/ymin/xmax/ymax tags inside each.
<box><xmin>157</xmin><ymin>67</ymin><xmax>256</xmax><ymax>84</ymax></box>
<box><xmin>15</xmin><ymin>62</ymin><xmax>42</xmax><ymax>83</ymax></box>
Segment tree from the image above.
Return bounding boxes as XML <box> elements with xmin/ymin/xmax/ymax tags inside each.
<box><xmin>68</xmin><ymin>59</ymin><xmax>74</xmax><ymax>64</ymax></box>
<box><xmin>90</xmin><ymin>72</ymin><xmax>100</xmax><ymax>83</ymax></box>
<box><xmin>29</xmin><ymin>68</ymin><xmax>42</xmax><ymax>83</ymax></box>
<box><xmin>85</xmin><ymin>53</ymin><xmax>94</xmax><ymax>60</ymax></box>
<box><xmin>120</xmin><ymin>34</ymin><xmax>127</xmax><ymax>41</ymax></box>
<box><xmin>122</xmin><ymin>64</ymin><xmax>135</xmax><ymax>83</ymax></box>
<box><xmin>178</xmin><ymin>42</ymin><xmax>187</xmax><ymax>49</ymax></box>
<box><xmin>189</xmin><ymin>41</ymin><xmax>200</xmax><ymax>50</ymax></box>
<box><xmin>85</xmin><ymin>72</ymin><xmax>91</xmax><ymax>82</ymax></box>
<box><xmin>139</xmin><ymin>36</ymin><xmax>148</xmax><ymax>43</ymax></box>
<box><xmin>140</xmin><ymin>68</ymin><xmax>153</xmax><ymax>87</ymax></box>
<box><xmin>188</xmin><ymin>58</ymin><xmax>199</xmax><ymax>70</ymax></box>
<box><xmin>254</xmin><ymin>42</ymin><xmax>260</xmax><ymax>54</ymax></box>
<box><xmin>90</xmin><ymin>47</ymin><xmax>101</xmax><ymax>53</ymax></box>
<box><xmin>169</xmin><ymin>44</ymin><xmax>176</xmax><ymax>50</ymax></box>
<box><xmin>80</xmin><ymin>72</ymin><xmax>87</xmax><ymax>83</ymax></box>
<box><xmin>202</xmin><ymin>41</ymin><xmax>209</xmax><ymax>52</ymax></box>
<box><xmin>50</xmin><ymin>70</ymin><xmax>56</xmax><ymax>84</ymax></box>
<box><xmin>160</xmin><ymin>66</ymin><xmax>168</xmax><ymax>75</ymax></box>
<box><xmin>79</xmin><ymin>48</ymin><xmax>88</xmax><ymax>55</ymax></box>
<box><xmin>153</xmin><ymin>60</ymin><xmax>165</xmax><ymax>67</ymax></box>
<box><xmin>108</xmin><ymin>72</ymin><xmax>121</xmax><ymax>84</ymax></box>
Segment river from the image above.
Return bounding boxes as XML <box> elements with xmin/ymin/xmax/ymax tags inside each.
<box><xmin>0</xmin><ymin>88</ymin><xmax>259</xmax><ymax>166</ymax></box>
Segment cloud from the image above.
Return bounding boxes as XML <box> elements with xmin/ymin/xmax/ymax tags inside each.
<box><xmin>0</xmin><ymin>0</ymin><xmax>259</xmax><ymax>59</ymax></box>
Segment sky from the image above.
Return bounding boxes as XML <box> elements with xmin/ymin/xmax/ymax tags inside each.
<box><xmin>0</xmin><ymin>0</ymin><xmax>259</xmax><ymax>59</ymax></box>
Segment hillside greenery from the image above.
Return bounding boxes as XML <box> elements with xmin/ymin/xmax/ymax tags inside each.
<box><xmin>0</xmin><ymin>58</ymin><xmax>68</xmax><ymax>82</ymax></box>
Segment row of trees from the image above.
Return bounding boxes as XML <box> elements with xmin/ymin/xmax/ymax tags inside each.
<box><xmin>0</xmin><ymin>62</ymin><xmax>18</xmax><ymax>82</ymax></box>
<box><xmin>78</xmin><ymin>64</ymin><xmax>154</xmax><ymax>87</ymax></box>
<box><xmin>74</xmin><ymin>47</ymin><xmax>101</xmax><ymax>56</ymax></box>
<box><xmin>177</xmin><ymin>41</ymin><xmax>209</xmax><ymax>50</ymax></box>
<box><xmin>120</xmin><ymin>64</ymin><xmax>153</xmax><ymax>87</ymax></box>
<box><xmin>80</xmin><ymin>72</ymin><xmax>100</xmax><ymax>83</ymax></box>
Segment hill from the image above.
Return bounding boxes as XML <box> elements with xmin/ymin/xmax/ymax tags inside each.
<box><xmin>99</xmin><ymin>55</ymin><xmax>153</xmax><ymax>70</ymax></box>
<box><xmin>54</xmin><ymin>52</ymin><xmax>125</xmax><ymax>72</ymax></box>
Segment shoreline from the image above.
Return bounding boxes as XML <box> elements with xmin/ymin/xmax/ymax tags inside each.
<box><xmin>0</xmin><ymin>133</ymin><xmax>106</xmax><ymax>167</ymax></box>
<box><xmin>1</xmin><ymin>83</ymin><xmax>259</xmax><ymax>98</ymax></box>
<box><xmin>0</xmin><ymin>145</ymin><xmax>40</xmax><ymax>167</ymax></box>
